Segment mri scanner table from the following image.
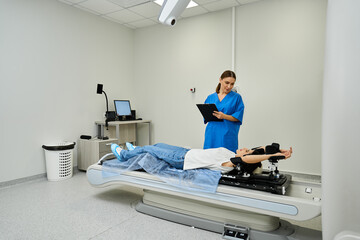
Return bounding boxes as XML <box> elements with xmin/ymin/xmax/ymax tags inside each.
<box><xmin>87</xmin><ymin>162</ymin><xmax>322</xmax><ymax>239</ymax></box>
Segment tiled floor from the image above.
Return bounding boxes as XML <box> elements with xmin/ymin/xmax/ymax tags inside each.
<box><xmin>0</xmin><ymin>172</ymin><xmax>221</xmax><ymax>240</ymax></box>
<box><xmin>0</xmin><ymin>171</ymin><xmax>321</xmax><ymax>239</ymax></box>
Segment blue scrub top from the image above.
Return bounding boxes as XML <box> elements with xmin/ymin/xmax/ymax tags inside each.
<box><xmin>203</xmin><ymin>91</ymin><xmax>245</xmax><ymax>153</ymax></box>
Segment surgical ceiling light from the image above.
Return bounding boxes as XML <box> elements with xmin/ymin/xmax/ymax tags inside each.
<box><xmin>156</xmin><ymin>0</ymin><xmax>198</xmax><ymax>26</ymax></box>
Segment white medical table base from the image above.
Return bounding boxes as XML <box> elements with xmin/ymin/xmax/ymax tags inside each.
<box><xmin>87</xmin><ymin>162</ymin><xmax>322</xmax><ymax>239</ymax></box>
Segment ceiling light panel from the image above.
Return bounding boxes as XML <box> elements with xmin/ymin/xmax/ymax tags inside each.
<box><xmin>187</xmin><ymin>1</ymin><xmax>198</xmax><ymax>8</ymax></box>
<box><xmin>154</xmin><ymin>0</ymin><xmax>198</xmax><ymax>9</ymax></box>
<box><xmin>181</xmin><ymin>6</ymin><xmax>208</xmax><ymax>18</ymax></box>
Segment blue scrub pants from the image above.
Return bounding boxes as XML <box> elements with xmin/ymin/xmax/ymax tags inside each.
<box><xmin>118</xmin><ymin>143</ymin><xmax>190</xmax><ymax>169</ymax></box>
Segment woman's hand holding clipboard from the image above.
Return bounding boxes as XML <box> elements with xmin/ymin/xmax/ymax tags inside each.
<box><xmin>196</xmin><ymin>104</ymin><xmax>224</xmax><ymax>122</ymax></box>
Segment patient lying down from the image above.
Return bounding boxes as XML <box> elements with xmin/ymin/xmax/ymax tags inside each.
<box><xmin>111</xmin><ymin>142</ymin><xmax>292</xmax><ymax>174</ymax></box>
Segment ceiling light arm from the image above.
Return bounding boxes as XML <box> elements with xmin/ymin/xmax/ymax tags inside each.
<box><xmin>158</xmin><ymin>0</ymin><xmax>191</xmax><ymax>26</ymax></box>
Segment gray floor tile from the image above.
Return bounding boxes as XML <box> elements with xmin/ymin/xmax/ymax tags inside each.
<box><xmin>0</xmin><ymin>172</ymin><xmax>221</xmax><ymax>240</ymax></box>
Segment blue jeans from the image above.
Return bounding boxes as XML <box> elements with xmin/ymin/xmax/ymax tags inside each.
<box><xmin>119</xmin><ymin>143</ymin><xmax>190</xmax><ymax>169</ymax></box>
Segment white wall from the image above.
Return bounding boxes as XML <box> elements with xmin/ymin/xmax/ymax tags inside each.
<box><xmin>322</xmin><ymin>0</ymin><xmax>360</xmax><ymax>239</ymax></box>
<box><xmin>133</xmin><ymin>9</ymin><xmax>232</xmax><ymax>148</ymax></box>
<box><xmin>235</xmin><ymin>0</ymin><xmax>326</xmax><ymax>174</ymax></box>
<box><xmin>133</xmin><ymin>0</ymin><xmax>327</xmax><ymax>175</ymax></box>
<box><xmin>0</xmin><ymin>0</ymin><xmax>134</xmax><ymax>182</ymax></box>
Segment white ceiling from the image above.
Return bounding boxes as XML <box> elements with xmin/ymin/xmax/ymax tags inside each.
<box><xmin>58</xmin><ymin>0</ymin><xmax>262</xmax><ymax>29</ymax></box>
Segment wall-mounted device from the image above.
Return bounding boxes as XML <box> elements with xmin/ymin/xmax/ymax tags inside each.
<box><xmin>158</xmin><ymin>0</ymin><xmax>191</xmax><ymax>26</ymax></box>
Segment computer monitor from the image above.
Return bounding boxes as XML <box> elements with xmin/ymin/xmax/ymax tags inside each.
<box><xmin>114</xmin><ymin>100</ymin><xmax>131</xmax><ymax>118</ymax></box>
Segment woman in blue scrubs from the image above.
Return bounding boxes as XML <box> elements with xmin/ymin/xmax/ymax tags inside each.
<box><xmin>204</xmin><ymin>70</ymin><xmax>245</xmax><ymax>153</ymax></box>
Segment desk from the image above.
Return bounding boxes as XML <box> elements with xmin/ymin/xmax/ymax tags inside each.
<box><xmin>95</xmin><ymin>120</ymin><xmax>151</xmax><ymax>145</ymax></box>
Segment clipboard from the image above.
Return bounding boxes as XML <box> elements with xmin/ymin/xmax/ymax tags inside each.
<box><xmin>196</xmin><ymin>104</ymin><xmax>223</xmax><ymax>122</ymax></box>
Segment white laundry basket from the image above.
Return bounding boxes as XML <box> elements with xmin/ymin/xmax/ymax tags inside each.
<box><xmin>42</xmin><ymin>142</ymin><xmax>76</xmax><ymax>181</ymax></box>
